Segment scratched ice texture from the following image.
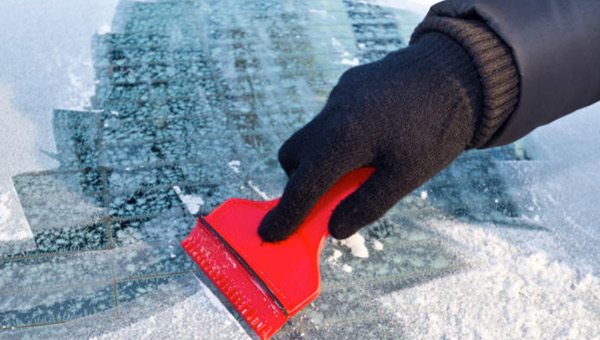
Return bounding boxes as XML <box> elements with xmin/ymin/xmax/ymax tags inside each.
<box><xmin>2</xmin><ymin>0</ymin><xmax>598</xmax><ymax>339</ymax></box>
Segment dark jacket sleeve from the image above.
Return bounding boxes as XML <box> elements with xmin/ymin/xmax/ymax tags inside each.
<box><xmin>421</xmin><ymin>0</ymin><xmax>600</xmax><ymax>147</ymax></box>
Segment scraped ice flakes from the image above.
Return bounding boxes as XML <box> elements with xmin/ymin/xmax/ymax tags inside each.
<box><xmin>327</xmin><ymin>249</ymin><xmax>343</xmax><ymax>263</ymax></box>
<box><xmin>227</xmin><ymin>160</ymin><xmax>241</xmax><ymax>174</ymax></box>
<box><xmin>173</xmin><ymin>186</ymin><xmax>204</xmax><ymax>215</ymax></box>
<box><xmin>373</xmin><ymin>239</ymin><xmax>384</xmax><ymax>251</ymax></box>
<box><xmin>335</xmin><ymin>232</ymin><xmax>369</xmax><ymax>258</ymax></box>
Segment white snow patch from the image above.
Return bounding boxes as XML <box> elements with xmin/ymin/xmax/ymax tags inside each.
<box><xmin>173</xmin><ymin>186</ymin><xmax>204</xmax><ymax>215</ymax></box>
<box><xmin>247</xmin><ymin>180</ymin><xmax>271</xmax><ymax>200</ymax></box>
<box><xmin>373</xmin><ymin>239</ymin><xmax>384</xmax><ymax>251</ymax></box>
<box><xmin>335</xmin><ymin>232</ymin><xmax>369</xmax><ymax>258</ymax></box>
<box><xmin>420</xmin><ymin>190</ymin><xmax>428</xmax><ymax>200</ymax></box>
<box><xmin>342</xmin><ymin>264</ymin><xmax>353</xmax><ymax>273</ymax></box>
<box><xmin>327</xmin><ymin>248</ymin><xmax>343</xmax><ymax>264</ymax></box>
<box><xmin>228</xmin><ymin>160</ymin><xmax>241</xmax><ymax>174</ymax></box>
<box><xmin>379</xmin><ymin>219</ymin><xmax>600</xmax><ymax>339</ymax></box>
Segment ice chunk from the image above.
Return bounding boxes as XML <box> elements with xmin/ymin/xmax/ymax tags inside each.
<box><xmin>335</xmin><ymin>232</ymin><xmax>369</xmax><ymax>258</ymax></box>
<box><xmin>342</xmin><ymin>264</ymin><xmax>353</xmax><ymax>273</ymax></box>
<box><xmin>228</xmin><ymin>160</ymin><xmax>241</xmax><ymax>174</ymax></box>
<box><xmin>373</xmin><ymin>239</ymin><xmax>384</xmax><ymax>251</ymax></box>
<box><xmin>173</xmin><ymin>186</ymin><xmax>204</xmax><ymax>215</ymax></box>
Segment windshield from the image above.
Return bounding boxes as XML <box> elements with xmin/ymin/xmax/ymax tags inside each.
<box><xmin>1</xmin><ymin>0</ymin><xmax>599</xmax><ymax>339</ymax></box>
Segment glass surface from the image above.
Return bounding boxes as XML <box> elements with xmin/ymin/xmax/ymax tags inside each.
<box><xmin>2</xmin><ymin>0</ymin><xmax>599</xmax><ymax>339</ymax></box>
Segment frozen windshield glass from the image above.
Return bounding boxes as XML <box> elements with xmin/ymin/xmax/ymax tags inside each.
<box><xmin>2</xmin><ymin>0</ymin><xmax>599</xmax><ymax>338</ymax></box>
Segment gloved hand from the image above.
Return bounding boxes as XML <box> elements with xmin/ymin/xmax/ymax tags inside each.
<box><xmin>259</xmin><ymin>32</ymin><xmax>488</xmax><ymax>241</ymax></box>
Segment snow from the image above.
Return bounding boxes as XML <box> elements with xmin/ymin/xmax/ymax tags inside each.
<box><xmin>328</xmin><ymin>248</ymin><xmax>343</xmax><ymax>263</ymax></box>
<box><xmin>419</xmin><ymin>190</ymin><xmax>428</xmax><ymax>200</ymax></box>
<box><xmin>379</xmin><ymin>220</ymin><xmax>600</xmax><ymax>339</ymax></box>
<box><xmin>228</xmin><ymin>160</ymin><xmax>241</xmax><ymax>174</ymax></box>
<box><xmin>173</xmin><ymin>186</ymin><xmax>204</xmax><ymax>215</ymax></box>
<box><xmin>335</xmin><ymin>232</ymin><xmax>369</xmax><ymax>258</ymax></box>
<box><xmin>342</xmin><ymin>264</ymin><xmax>353</xmax><ymax>273</ymax></box>
<box><xmin>373</xmin><ymin>239</ymin><xmax>384</xmax><ymax>251</ymax></box>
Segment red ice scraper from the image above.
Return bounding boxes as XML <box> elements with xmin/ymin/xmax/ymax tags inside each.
<box><xmin>181</xmin><ymin>167</ymin><xmax>374</xmax><ymax>339</ymax></box>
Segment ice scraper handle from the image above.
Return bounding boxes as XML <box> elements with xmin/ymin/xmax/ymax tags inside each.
<box><xmin>277</xmin><ymin>167</ymin><xmax>376</xmax><ymax>242</ymax></box>
<box><xmin>259</xmin><ymin>166</ymin><xmax>375</xmax><ymax>242</ymax></box>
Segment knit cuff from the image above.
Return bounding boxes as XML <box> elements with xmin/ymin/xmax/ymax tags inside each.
<box><xmin>411</xmin><ymin>17</ymin><xmax>520</xmax><ymax>148</ymax></box>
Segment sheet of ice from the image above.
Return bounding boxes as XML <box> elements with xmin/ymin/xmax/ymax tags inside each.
<box><xmin>92</xmin><ymin>279</ymin><xmax>251</xmax><ymax>340</ymax></box>
<box><xmin>372</xmin><ymin>239</ymin><xmax>384</xmax><ymax>251</ymax></box>
<box><xmin>0</xmin><ymin>0</ymin><xmax>120</xmax><ymax>241</ymax></box>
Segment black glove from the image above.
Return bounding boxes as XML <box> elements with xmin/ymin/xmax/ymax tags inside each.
<box><xmin>258</xmin><ymin>30</ymin><xmax>511</xmax><ymax>241</ymax></box>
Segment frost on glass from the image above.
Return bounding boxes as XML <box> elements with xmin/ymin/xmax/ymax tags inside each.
<box><xmin>1</xmin><ymin>0</ymin><xmax>537</xmax><ymax>337</ymax></box>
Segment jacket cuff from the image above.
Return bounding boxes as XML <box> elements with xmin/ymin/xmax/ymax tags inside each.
<box><xmin>410</xmin><ymin>17</ymin><xmax>520</xmax><ymax>148</ymax></box>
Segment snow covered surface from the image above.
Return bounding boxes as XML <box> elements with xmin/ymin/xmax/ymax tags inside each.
<box><xmin>1</xmin><ymin>0</ymin><xmax>600</xmax><ymax>339</ymax></box>
<box><xmin>380</xmin><ymin>219</ymin><xmax>600</xmax><ymax>339</ymax></box>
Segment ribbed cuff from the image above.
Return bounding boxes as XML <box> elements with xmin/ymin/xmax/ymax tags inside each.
<box><xmin>411</xmin><ymin>17</ymin><xmax>520</xmax><ymax>148</ymax></box>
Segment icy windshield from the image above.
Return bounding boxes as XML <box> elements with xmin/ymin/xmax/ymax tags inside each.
<box><xmin>1</xmin><ymin>0</ymin><xmax>599</xmax><ymax>338</ymax></box>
